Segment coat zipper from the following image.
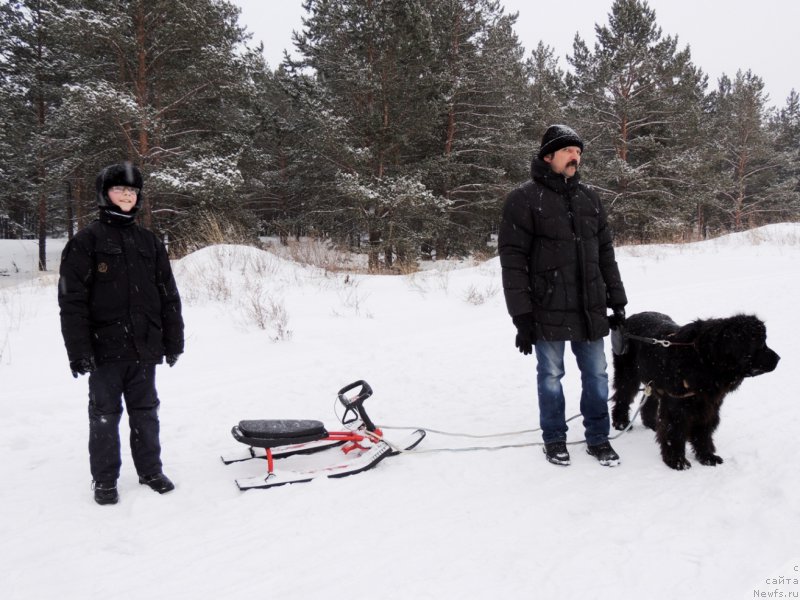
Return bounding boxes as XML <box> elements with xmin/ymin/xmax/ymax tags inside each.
<box><xmin>565</xmin><ymin>186</ymin><xmax>593</xmax><ymax>338</ymax></box>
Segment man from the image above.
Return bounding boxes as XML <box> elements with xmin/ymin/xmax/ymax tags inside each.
<box><xmin>58</xmin><ymin>162</ymin><xmax>184</xmax><ymax>504</ymax></box>
<box><xmin>498</xmin><ymin>125</ymin><xmax>627</xmax><ymax>467</ymax></box>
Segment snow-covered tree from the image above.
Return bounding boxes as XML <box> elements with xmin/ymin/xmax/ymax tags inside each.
<box><xmin>704</xmin><ymin>71</ymin><xmax>797</xmax><ymax>232</ymax></box>
<box><xmin>522</xmin><ymin>42</ymin><xmax>569</xmax><ymax>143</ymax></box>
<box><xmin>429</xmin><ymin>1</ymin><xmax>530</xmax><ymax>257</ymax></box>
<box><xmin>65</xmin><ymin>1</ymin><xmax>252</xmax><ymax>232</ymax></box>
<box><xmin>283</xmin><ymin>0</ymin><xmax>529</xmax><ymax>267</ymax></box>
<box><xmin>566</xmin><ymin>0</ymin><xmax>708</xmax><ymax>241</ymax></box>
<box><xmin>769</xmin><ymin>90</ymin><xmax>800</xmax><ymax>222</ymax></box>
<box><xmin>0</xmin><ymin>0</ymin><xmax>78</xmax><ymax>268</ymax></box>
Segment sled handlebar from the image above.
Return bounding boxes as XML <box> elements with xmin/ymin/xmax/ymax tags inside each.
<box><xmin>337</xmin><ymin>380</ymin><xmax>377</xmax><ymax>432</ymax></box>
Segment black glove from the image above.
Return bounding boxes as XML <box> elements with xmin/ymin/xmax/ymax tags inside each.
<box><xmin>608</xmin><ymin>306</ymin><xmax>626</xmax><ymax>330</ymax></box>
<box><xmin>70</xmin><ymin>356</ymin><xmax>96</xmax><ymax>378</ymax></box>
<box><xmin>166</xmin><ymin>354</ymin><xmax>180</xmax><ymax>367</ymax></box>
<box><xmin>512</xmin><ymin>313</ymin><xmax>534</xmax><ymax>356</ymax></box>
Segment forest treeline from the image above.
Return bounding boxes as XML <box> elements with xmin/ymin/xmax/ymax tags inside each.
<box><xmin>1</xmin><ymin>0</ymin><xmax>798</xmax><ymax>270</ymax></box>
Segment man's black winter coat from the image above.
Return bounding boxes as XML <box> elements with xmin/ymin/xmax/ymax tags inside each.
<box><xmin>498</xmin><ymin>159</ymin><xmax>627</xmax><ymax>342</ymax></box>
<box><xmin>58</xmin><ymin>215</ymin><xmax>184</xmax><ymax>364</ymax></box>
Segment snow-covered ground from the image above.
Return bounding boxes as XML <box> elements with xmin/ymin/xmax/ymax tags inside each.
<box><xmin>1</xmin><ymin>225</ymin><xmax>798</xmax><ymax>600</ymax></box>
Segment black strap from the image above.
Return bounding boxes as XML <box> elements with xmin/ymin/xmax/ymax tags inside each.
<box><xmin>626</xmin><ymin>333</ymin><xmax>695</xmax><ymax>349</ymax></box>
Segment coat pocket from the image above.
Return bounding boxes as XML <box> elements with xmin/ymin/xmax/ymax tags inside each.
<box><xmin>532</xmin><ymin>268</ymin><xmax>558</xmax><ymax>305</ymax></box>
<box><xmin>585</xmin><ymin>266</ymin><xmax>608</xmax><ymax>310</ymax></box>
<box><xmin>145</xmin><ymin>315</ymin><xmax>164</xmax><ymax>355</ymax></box>
<box><xmin>94</xmin><ymin>245</ymin><xmax>123</xmax><ymax>282</ymax></box>
<box><xmin>137</xmin><ymin>245</ymin><xmax>157</xmax><ymax>282</ymax></box>
<box><xmin>91</xmin><ymin>320</ymin><xmax>131</xmax><ymax>361</ymax></box>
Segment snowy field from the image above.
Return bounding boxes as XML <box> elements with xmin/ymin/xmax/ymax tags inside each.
<box><xmin>1</xmin><ymin>225</ymin><xmax>798</xmax><ymax>600</ymax></box>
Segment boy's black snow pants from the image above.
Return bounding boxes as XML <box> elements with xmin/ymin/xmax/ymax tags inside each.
<box><xmin>87</xmin><ymin>362</ymin><xmax>163</xmax><ymax>483</ymax></box>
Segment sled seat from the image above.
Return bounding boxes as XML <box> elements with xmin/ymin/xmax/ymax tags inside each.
<box><xmin>232</xmin><ymin>419</ymin><xmax>328</xmax><ymax>448</ymax></box>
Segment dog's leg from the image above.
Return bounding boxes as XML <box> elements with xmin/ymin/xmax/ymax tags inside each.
<box><xmin>656</xmin><ymin>398</ymin><xmax>691</xmax><ymax>470</ymax></box>
<box><xmin>610</xmin><ymin>353</ymin><xmax>640</xmax><ymax>430</ymax></box>
<box><xmin>691</xmin><ymin>437</ymin><xmax>723</xmax><ymax>466</ymax></box>
<box><xmin>690</xmin><ymin>409</ymin><xmax>724</xmax><ymax>466</ymax></box>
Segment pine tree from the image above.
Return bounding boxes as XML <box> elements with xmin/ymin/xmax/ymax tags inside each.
<box><xmin>705</xmin><ymin>71</ymin><xmax>797</xmax><ymax>231</ymax></box>
<box><xmin>234</xmin><ymin>59</ymin><xmax>296</xmax><ymax>241</ymax></box>
<box><xmin>0</xmin><ymin>3</ymin><xmax>29</xmax><ymax>240</ymax></box>
<box><xmin>769</xmin><ymin>89</ymin><xmax>800</xmax><ymax>223</ymax></box>
<box><xmin>0</xmin><ymin>80</ymin><xmax>27</xmax><ymax>240</ymax></box>
<box><xmin>774</xmin><ymin>90</ymin><xmax>800</xmax><ymax>147</ymax></box>
<box><xmin>566</xmin><ymin>0</ymin><xmax>707</xmax><ymax>241</ymax></box>
<box><xmin>83</xmin><ymin>0</ymin><xmax>246</xmax><ymax>234</ymax></box>
<box><xmin>39</xmin><ymin>0</ymin><xmax>254</xmax><ymax>250</ymax></box>
<box><xmin>523</xmin><ymin>42</ymin><xmax>569</xmax><ymax>142</ymax></box>
<box><xmin>0</xmin><ymin>0</ymin><xmax>76</xmax><ymax>268</ymax></box>
<box><xmin>429</xmin><ymin>1</ymin><xmax>530</xmax><ymax>257</ymax></box>
<box><xmin>1</xmin><ymin>0</ymin><xmax>260</xmax><ymax>254</ymax></box>
<box><xmin>284</xmin><ymin>0</ymin><xmax>530</xmax><ymax>267</ymax></box>
<box><xmin>287</xmin><ymin>0</ymin><xmax>446</xmax><ymax>267</ymax></box>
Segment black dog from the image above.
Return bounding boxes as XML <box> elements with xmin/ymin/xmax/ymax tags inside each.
<box><xmin>610</xmin><ymin>311</ymin><xmax>780</xmax><ymax>470</ymax></box>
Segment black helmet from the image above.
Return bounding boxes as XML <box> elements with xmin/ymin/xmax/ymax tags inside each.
<box><xmin>96</xmin><ymin>162</ymin><xmax>143</xmax><ymax>210</ymax></box>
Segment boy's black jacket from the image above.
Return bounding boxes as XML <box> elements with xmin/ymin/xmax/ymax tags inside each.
<box><xmin>58</xmin><ymin>215</ymin><xmax>184</xmax><ymax>364</ymax></box>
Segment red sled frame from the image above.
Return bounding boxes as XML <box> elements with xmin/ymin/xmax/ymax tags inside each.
<box><xmin>227</xmin><ymin>380</ymin><xmax>415</xmax><ymax>488</ymax></box>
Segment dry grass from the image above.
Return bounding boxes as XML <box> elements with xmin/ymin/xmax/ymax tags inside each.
<box><xmin>265</xmin><ymin>238</ymin><xmax>367</xmax><ymax>274</ymax></box>
<box><xmin>463</xmin><ymin>282</ymin><xmax>500</xmax><ymax>305</ymax></box>
<box><xmin>239</xmin><ymin>280</ymin><xmax>292</xmax><ymax>341</ymax></box>
<box><xmin>172</xmin><ymin>211</ymin><xmax>261</xmax><ymax>258</ymax></box>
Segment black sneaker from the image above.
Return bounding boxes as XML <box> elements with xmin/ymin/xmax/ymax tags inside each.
<box><xmin>138</xmin><ymin>473</ymin><xmax>175</xmax><ymax>494</ymax></box>
<box><xmin>543</xmin><ymin>441</ymin><xmax>571</xmax><ymax>466</ymax></box>
<box><xmin>93</xmin><ymin>480</ymin><xmax>119</xmax><ymax>505</ymax></box>
<box><xmin>586</xmin><ymin>441</ymin><xmax>620</xmax><ymax>467</ymax></box>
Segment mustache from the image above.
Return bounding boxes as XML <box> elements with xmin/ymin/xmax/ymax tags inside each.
<box><xmin>567</xmin><ymin>160</ymin><xmax>579</xmax><ymax>168</ymax></box>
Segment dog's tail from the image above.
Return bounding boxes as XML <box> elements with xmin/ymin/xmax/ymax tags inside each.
<box><xmin>611</xmin><ymin>347</ymin><xmax>639</xmax><ymax>405</ymax></box>
<box><xmin>610</xmin><ymin>326</ymin><xmax>628</xmax><ymax>355</ymax></box>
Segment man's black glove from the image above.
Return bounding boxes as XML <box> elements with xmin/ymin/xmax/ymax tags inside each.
<box><xmin>512</xmin><ymin>313</ymin><xmax>535</xmax><ymax>356</ymax></box>
<box><xmin>70</xmin><ymin>356</ymin><xmax>96</xmax><ymax>378</ymax></box>
<box><xmin>608</xmin><ymin>306</ymin><xmax>626</xmax><ymax>330</ymax></box>
<box><xmin>166</xmin><ymin>354</ymin><xmax>180</xmax><ymax>367</ymax></box>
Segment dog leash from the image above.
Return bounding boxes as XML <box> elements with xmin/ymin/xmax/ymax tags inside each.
<box><xmin>376</xmin><ymin>392</ymin><xmax>649</xmax><ymax>455</ymax></box>
<box><xmin>624</xmin><ymin>333</ymin><xmax>696</xmax><ymax>348</ymax></box>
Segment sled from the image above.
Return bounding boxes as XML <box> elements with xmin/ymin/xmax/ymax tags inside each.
<box><xmin>222</xmin><ymin>380</ymin><xmax>425</xmax><ymax>490</ymax></box>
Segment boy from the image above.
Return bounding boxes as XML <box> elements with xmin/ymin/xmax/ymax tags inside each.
<box><xmin>58</xmin><ymin>162</ymin><xmax>184</xmax><ymax>504</ymax></box>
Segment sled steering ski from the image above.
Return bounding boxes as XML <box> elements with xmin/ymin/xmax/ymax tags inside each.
<box><xmin>221</xmin><ymin>380</ymin><xmax>426</xmax><ymax>490</ymax></box>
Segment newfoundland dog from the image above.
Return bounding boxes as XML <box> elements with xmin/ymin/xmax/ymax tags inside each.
<box><xmin>610</xmin><ymin>311</ymin><xmax>780</xmax><ymax>470</ymax></box>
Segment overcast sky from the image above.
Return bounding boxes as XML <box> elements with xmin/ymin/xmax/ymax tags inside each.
<box><xmin>233</xmin><ymin>0</ymin><xmax>798</xmax><ymax>107</ymax></box>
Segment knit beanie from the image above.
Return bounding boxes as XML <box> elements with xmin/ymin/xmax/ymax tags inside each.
<box><xmin>537</xmin><ymin>124</ymin><xmax>584</xmax><ymax>159</ymax></box>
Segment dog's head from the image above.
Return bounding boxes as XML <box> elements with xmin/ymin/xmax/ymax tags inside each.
<box><xmin>745</xmin><ymin>344</ymin><xmax>780</xmax><ymax>377</ymax></box>
<box><xmin>708</xmin><ymin>315</ymin><xmax>780</xmax><ymax>378</ymax></box>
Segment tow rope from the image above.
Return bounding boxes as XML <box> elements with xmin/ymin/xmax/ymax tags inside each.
<box><xmin>375</xmin><ymin>392</ymin><xmax>649</xmax><ymax>455</ymax></box>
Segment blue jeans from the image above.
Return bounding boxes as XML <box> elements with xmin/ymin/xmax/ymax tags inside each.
<box><xmin>534</xmin><ymin>339</ymin><xmax>610</xmax><ymax>446</ymax></box>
